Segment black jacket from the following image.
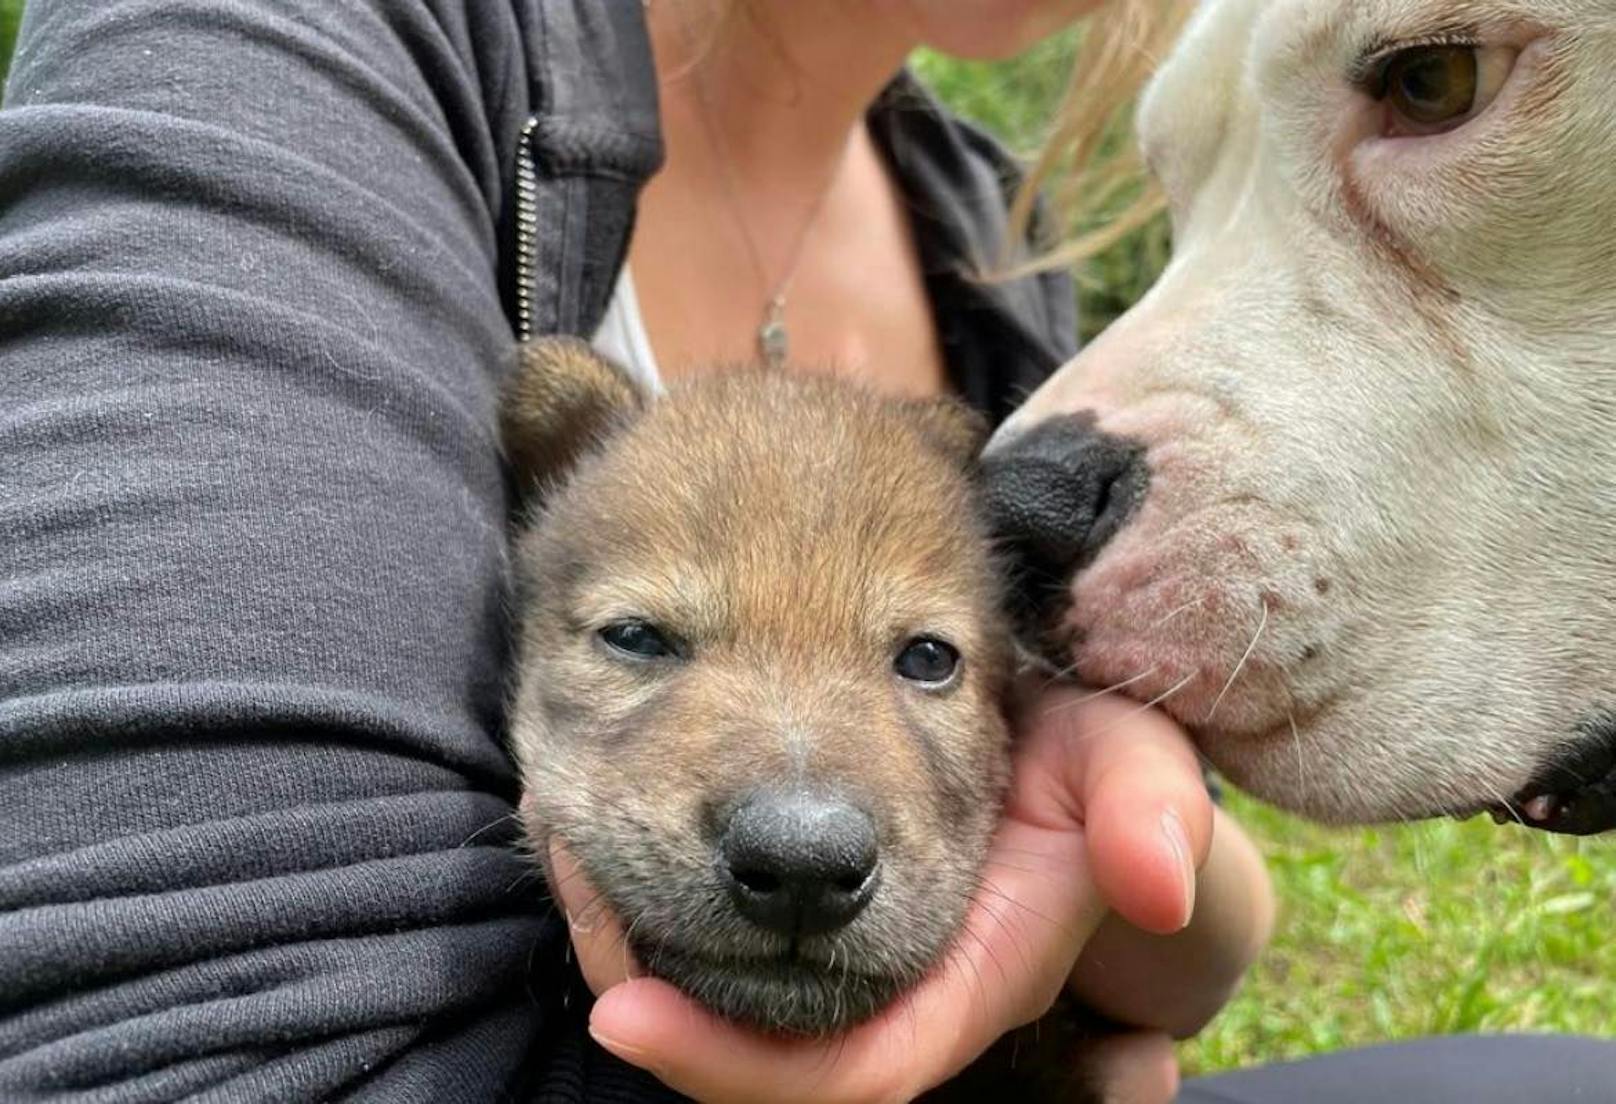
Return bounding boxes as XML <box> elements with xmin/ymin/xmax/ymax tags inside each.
<box><xmin>0</xmin><ymin>1</ymin><xmax>1072</xmax><ymax>1100</ymax></box>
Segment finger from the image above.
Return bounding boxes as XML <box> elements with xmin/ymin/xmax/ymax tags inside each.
<box><xmin>1087</xmin><ymin>1031</ymin><xmax>1180</xmax><ymax>1104</ymax></box>
<box><xmin>590</xmin><ymin>793</ymin><xmax>1109</xmax><ymax>1102</ymax></box>
<box><xmin>1016</xmin><ymin>688</ymin><xmax>1215</xmax><ymax>934</ymax></box>
<box><xmin>590</xmin><ymin>977</ymin><xmax>907</xmax><ymax>1104</ymax></box>
<box><xmin>546</xmin><ymin>839</ymin><xmax>642</xmax><ymax>995</ymax></box>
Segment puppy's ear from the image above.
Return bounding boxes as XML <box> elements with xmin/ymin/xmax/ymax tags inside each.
<box><xmin>902</xmin><ymin>395</ymin><xmax>991</xmax><ymax>470</ymax></box>
<box><xmin>500</xmin><ymin>337</ymin><xmax>645</xmax><ymax>490</ymax></box>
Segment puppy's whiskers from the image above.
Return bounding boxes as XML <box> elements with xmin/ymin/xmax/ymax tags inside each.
<box><xmin>457</xmin><ymin>811</ymin><xmax>522</xmax><ymax>849</ymax></box>
<box><xmin>967</xmin><ymin>878</ymin><xmax>1037</xmax><ymax>978</ymax></box>
<box><xmin>949</xmin><ymin>914</ymin><xmax>1004</xmax><ymax>1007</ymax></box>
<box><xmin>564</xmin><ymin>887</ymin><xmax>613</xmax><ymax>935</ymax></box>
<box><xmin>619</xmin><ymin>913</ymin><xmax>646</xmax><ymax>982</ymax></box>
<box><xmin>980</xmin><ymin>856</ymin><xmax>1049</xmax><ymax>877</ymax></box>
<box><xmin>971</xmin><ymin>875</ymin><xmax>1076</xmax><ymax>942</ymax></box>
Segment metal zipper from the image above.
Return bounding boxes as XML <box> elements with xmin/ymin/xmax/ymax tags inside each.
<box><xmin>514</xmin><ymin>116</ymin><xmax>540</xmax><ymax>343</ymax></box>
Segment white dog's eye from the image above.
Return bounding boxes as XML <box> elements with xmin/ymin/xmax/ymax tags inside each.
<box><xmin>1367</xmin><ymin>43</ymin><xmax>1516</xmax><ymax>137</ymax></box>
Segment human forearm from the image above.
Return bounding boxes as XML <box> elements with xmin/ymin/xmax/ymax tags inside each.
<box><xmin>0</xmin><ymin>0</ymin><xmax>543</xmax><ymax>1095</ymax></box>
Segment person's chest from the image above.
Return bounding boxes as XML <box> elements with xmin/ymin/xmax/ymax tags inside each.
<box><xmin>626</xmin><ymin>123</ymin><xmax>949</xmax><ymax>400</ymax></box>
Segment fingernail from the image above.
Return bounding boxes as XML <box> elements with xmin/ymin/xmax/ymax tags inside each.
<box><xmin>1162</xmin><ymin>808</ymin><xmax>1196</xmax><ymax>929</ymax></box>
<box><xmin>589</xmin><ymin>1025</ymin><xmax>660</xmax><ymax>1074</ymax></box>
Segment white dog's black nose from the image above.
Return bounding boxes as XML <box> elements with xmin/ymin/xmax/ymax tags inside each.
<box><xmin>719</xmin><ymin>792</ymin><xmax>879</xmax><ymax>937</ymax></box>
<box><xmin>982</xmin><ymin>414</ymin><xmax>1148</xmax><ymax>616</ymax></box>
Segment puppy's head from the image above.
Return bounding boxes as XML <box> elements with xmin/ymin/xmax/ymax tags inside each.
<box><xmin>504</xmin><ymin>340</ymin><xmax>1011</xmax><ymax>1034</ymax></box>
<box><xmin>986</xmin><ymin>0</ymin><xmax>1616</xmax><ymax>833</ymax></box>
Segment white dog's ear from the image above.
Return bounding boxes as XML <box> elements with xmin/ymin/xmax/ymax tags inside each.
<box><xmin>500</xmin><ymin>337</ymin><xmax>645</xmax><ymax>491</ymax></box>
<box><xmin>902</xmin><ymin>395</ymin><xmax>991</xmax><ymax>469</ymax></box>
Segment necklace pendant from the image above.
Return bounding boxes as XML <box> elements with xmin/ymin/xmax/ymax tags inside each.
<box><xmin>758</xmin><ymin>298</ymin><xmax>788</xmax><ymax>369</ymax></box>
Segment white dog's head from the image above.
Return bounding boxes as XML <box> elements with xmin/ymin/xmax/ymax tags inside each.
<box><xmin>986</xmin><ymin>0</ymin><xmax>1616</xmax><ymax>832</ymax></box>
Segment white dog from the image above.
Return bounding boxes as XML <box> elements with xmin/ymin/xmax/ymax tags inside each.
<box><xmin>984</xmin><ymin>0</ymin><xmax>1616</xmax><ymax>833</ymax></box>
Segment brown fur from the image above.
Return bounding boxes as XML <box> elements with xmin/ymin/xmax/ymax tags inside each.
<box><xmin>500</xmin><ymin>337</ymin><xmax>646</xmax><ymax>488</ymax></box>
<box><xmin>504</xmin><ymin>340</ymin><xmax>1009</xmax><ymax>1027</ymax></box>
<box><xmin>502</xmin><ymin>340</ymin><xmax>1102</xmax><ymax>1099</ymax></box>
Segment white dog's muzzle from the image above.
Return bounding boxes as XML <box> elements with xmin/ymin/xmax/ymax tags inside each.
<box><xmin>986</xmin><ymin>0</ymin><xmax>1616</xmax><ymax>834</ymax></box>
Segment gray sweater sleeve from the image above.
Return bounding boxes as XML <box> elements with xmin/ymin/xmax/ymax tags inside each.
<box><xmin>0</xmin><ymin>1</ymin><xmax>676</xmax><ymax>1099</ymax></box>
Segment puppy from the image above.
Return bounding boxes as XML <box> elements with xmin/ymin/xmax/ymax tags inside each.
<box><xmin>501</xmin><ymin>339</ymin><xmax>1015</xmax><ymax>1040</ymax></box>
<box><xmin>985</xmin><ymin>0</ymin><xmax>1616</xmax><ymax>836</ymax></box>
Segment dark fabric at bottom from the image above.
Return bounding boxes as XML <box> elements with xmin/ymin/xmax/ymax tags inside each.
<box><xmin>1179</xmin><ymin>1035</ymin><xmax>1616</xmax><ymax>1103</ymax></box>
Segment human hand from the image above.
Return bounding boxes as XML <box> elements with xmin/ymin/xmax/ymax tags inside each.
<box><xmin>545</xmin><ymin>685</ymin><xmax>1214</xmax><ymax>1103</ymax></box>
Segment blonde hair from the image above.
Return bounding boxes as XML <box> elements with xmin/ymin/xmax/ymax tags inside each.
<box><xmin>1010</xmin><ymin>0</ymin><xmax>1193</xmax><ymax>271</ymax></box>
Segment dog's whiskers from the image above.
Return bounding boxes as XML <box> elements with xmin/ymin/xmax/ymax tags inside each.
<box><xmin>1039</xmin><ymin>664</ymin><xmax>1164</xmax><ymax>716</ymax></box>
<box><xmin>1146</xmin><ymin>668</ymin><xmax>1198</xmax><ymax>709</ymax></box>
<box><xmin>1478</xmin><ymin>777</ymin><xmax>1529</xmax><ymax>829</ymax></box>
<box><xmin>1149</xmin><ymin>591</ymin><xmax>1210</xmax><ymax>633</ymax></box>
<box><xmin>1206</xmin><ymin>596</ymin><xmax>1268</xmax><ymax>723</ymax></box>
<box><xmin>1027</xmin><ymin>647</ymin><xmax>1085</xmax><ymax>684</ymax></box>
<box><xmin>1063</xmin><ymin>668</ymin><xmax>1200</xmax><ymax>742</ymax></box>
<box><xmin>1033</xmin><ymin>588</ymin><xmax>1205</xmax><ymax>695</ymax></box>
<box><xmin>1287</xmin><ymin>707</ymin><xmax>1312</xmax><ymax>814</ymax></box>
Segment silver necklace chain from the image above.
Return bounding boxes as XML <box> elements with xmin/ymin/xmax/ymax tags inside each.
<box><xmin>680</xmin><ymin>21</ymin><xmax>853</xmax><ymax>370</ymax></box>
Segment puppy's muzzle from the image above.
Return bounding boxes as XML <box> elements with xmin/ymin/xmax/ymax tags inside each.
<box><xmin>982</xmin><ymin>414</ymin><xmax>1149</xmax><ymax>631</ymax></box>
<box><xmin>718</xmin><ymin>791</ymin><xmax>880</xmax><ymax>937</ymax></box>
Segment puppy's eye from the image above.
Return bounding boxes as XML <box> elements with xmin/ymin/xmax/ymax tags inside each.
<box><xmin>894</xmin><ymin>638</ymin><xmax>961</xmax><ymax>688</ymax></box>
<box><xmin>1368</xmin><ymin>44</ymin><xmax>1515</xmax><ymax>137</ymax></box>
<box><xmin>599</xmin><ymin>620</ymin><xmax>680</xmax><ymax>661</ymax></box>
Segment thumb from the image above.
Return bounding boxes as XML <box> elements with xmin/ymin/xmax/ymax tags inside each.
<box><xmin>1014</xmin><ymin>687</ymin><xmax>1215</xmax><ymax>934</ymax></box>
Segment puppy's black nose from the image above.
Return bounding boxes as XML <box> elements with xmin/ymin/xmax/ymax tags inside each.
<box><xmin>719</xmin><ymin>792</ymin><xmax>879</xmax><ymax>937</ymax></box>
<box><xmin>981</xmin><ymin>413</ymin><xmax>1148</xmax><ymax>598</ymax></box>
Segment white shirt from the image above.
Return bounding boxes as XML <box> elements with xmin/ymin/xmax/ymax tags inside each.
<box><xmin>591</xmin><ymin>267</ymin><xmax>664</xmax><ymax>394</ymax></box>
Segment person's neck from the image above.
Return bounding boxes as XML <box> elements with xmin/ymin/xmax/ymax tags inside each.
<box><xmin>648</xmin><ymin>0</ymin><xmax>916</xmax><ymax>196</ymax></box>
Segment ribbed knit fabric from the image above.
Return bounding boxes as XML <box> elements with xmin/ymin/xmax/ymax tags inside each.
<box><xmin>0</xmin><ymin>0</ymin><xmax>678</xmax><ymax>1098</ymax></box>
<box><xmin>0</xmin><ymin>0</ymin><xmax>1079</xmax><ymax>1098</ymax></box>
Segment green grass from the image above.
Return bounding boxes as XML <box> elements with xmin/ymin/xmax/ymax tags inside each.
<box><xmin>0</xmin><ymin>0</ymin><xmax>21</xmax><ymax>94</ymax></box>
<box><xmin>915</xmin><ymin>44</ymin><xmax>1173</xmax><ymax>344</ymax></box>
<box><xmin>2</xmin><ymin>6</ymin><xmax>1609</xmax><ymax>1078</ymax></box>
<box><xmin>913</xmin><ymin>33</ymin><xmax>1080</xmax><ymax>158</ymax></box>
<box><xmin>1182</xmin><ymin>791</ymin><xmax>1616</xmax><ymax>1075</ymax></box>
